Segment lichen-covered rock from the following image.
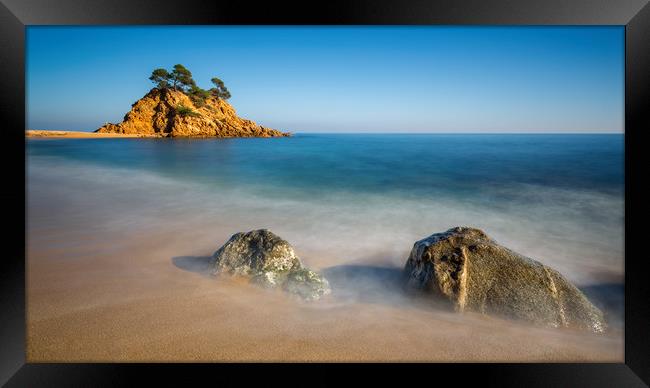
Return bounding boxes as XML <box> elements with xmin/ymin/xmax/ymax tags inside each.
<box><xmin>251</xmin><ymin>271</ymin><xmax>290</xmax><ymax>289</ymax></box>
<box><xmin>96</xmin><ymin>88</ymin><xmax>290</xmax><ymax>138</ymax></box>
<box><xmin>403</xmin><ymin>227</ymin><xmax>607</xmax><ymax>333</ymax></box>
<box><xmin>284</xmin><ymin>268</ymin><xmax>331</xmax><ymax>301</ymax></box>
<box><xmin>210</xmin><ymin>229</ymin><xmax>301</xmax><ymax>277</ymax></box>
<box><xmin>210</xmin><ymin>229</ymin><xmax>330</xmax><ymax>300</ymax></box>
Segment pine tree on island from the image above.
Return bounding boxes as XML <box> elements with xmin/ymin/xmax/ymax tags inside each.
<box><xmin>148</xmin><ymin>64</ymin><xmax>231</xmax><ymax>107</ymax></box>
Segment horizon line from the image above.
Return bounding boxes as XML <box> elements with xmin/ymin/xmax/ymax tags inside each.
<box><xmin>293</xmin><ymin>131</ymin><xmax>624</xmax><ymax>135</ymax></box>
<box><xmin>27</xmin><ymin>129</ymin><xmax>624</xmax><ymax>135</ymax></box>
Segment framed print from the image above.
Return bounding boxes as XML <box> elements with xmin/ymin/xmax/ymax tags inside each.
<box><xmin>1</xmin><ymin>0</ymin><xmax>648</xmax><ymax>386</ymax></box>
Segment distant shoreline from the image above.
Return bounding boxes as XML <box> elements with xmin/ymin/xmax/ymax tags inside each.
<box><xmin>25</xmin><ymin>130</ymin><xmax>294</xmax><ymax>139</ymax></box>
<box><xmin>26</xmin><ymin>130</ymin><xmax>623</xmax><ymax>139</ymax></box>
<box><xmin>26</xmin><ymin>130</ymin><xmax>157</xmax><ymax>139</ymax></box>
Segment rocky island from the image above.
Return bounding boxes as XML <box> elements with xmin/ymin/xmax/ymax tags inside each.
<box><xmin>95</xmin><ymin>64</ymin><xmax>290</xmax><ymax>138</ymax></box>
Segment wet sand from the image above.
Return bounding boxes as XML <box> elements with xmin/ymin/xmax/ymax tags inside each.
<box><xmin>26</xmin><ymin>130</ymin><xmax>157</xmax><ymax>138</ymax></box>
<box><xmin>27</xmin><ymin>222</ymin><xmax>623</xmax><ymax>362</ymax></box>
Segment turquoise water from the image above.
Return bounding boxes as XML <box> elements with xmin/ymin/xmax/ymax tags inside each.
<box><xmin>27</xmin><ymin>134</ymin><xmax>624</xmax><ymax>290</ymax></box>
<box><xmin>27</xmin><ymin>134</ymin><xmax>624</xmax><ymax>197</ymax></box>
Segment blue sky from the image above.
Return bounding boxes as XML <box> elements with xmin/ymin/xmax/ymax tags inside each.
<box><xmin>26</xmin><ymin>26</ymin><xmax>624</xmax><ymax>133</ymax></box>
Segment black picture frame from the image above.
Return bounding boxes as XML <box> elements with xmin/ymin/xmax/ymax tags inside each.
<box><xmin>2</xmin><ymin>0</ymin><xmax>648</xmax><ymax>386</ymax></box>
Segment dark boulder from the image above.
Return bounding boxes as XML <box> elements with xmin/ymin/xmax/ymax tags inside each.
<box><xmin>403</xmin><ymin>227</ymin><xmax>606</xmax><ymax>332</ymax></box>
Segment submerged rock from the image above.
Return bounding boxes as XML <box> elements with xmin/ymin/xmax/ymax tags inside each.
<box><xmin>403</xmin><ymin>227</ymin><xmax>607</xmax><ymax>332</ymax></box>
<box><xmin>283</xmin><ymin>268</ymin><xmax>331</xmax><ymax>301</ymax></box>
<box><xmin>210</xmin><ymin>229</ymin><xmax>330</xmax><ymax>300</ymax></box>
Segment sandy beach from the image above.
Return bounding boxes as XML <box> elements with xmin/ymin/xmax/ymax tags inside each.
<box><xmin>27</xmin><ymin>226</ymin><xmax>623</xmax><ymax>362</ymax></box>
<box><xmin>26</xmin><ymin>130</ymin><xmax>158</xmax><ymax>139</ymax></box>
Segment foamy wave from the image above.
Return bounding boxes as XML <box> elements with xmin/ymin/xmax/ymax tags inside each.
<box><xmin>27</xmin><ymin>155</ymin><xmax>623</xmax><ymax>286</ymax></box>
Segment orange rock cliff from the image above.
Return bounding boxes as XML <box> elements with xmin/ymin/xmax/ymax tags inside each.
<box><xmin>96</xmin><ymin>88</ymin><xmax>290</xmax><ymax>138</ymax></box>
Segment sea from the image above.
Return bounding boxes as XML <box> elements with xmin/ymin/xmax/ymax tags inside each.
<box><xmin>26</xmin><ymin>133</ymin><xmax>625</xmax><ymax>323</ymax></box>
